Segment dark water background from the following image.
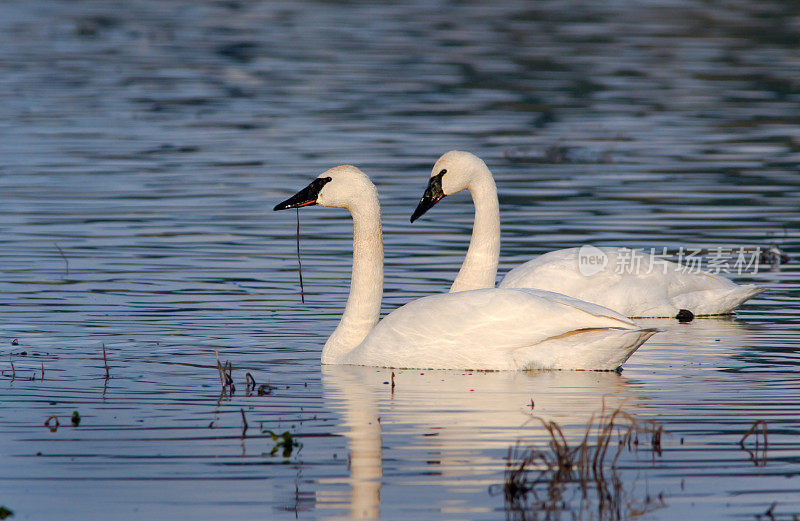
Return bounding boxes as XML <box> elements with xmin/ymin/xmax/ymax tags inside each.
<box><xmin>1</xmin><ymin>1</ymin><xmax>799</xmax><ymax>519</ymax></box>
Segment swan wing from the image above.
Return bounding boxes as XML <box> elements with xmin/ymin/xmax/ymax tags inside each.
<box><xmin>499</xmin><ymin>247</ymin><xmax>763</xmax><ymax>317</ymax></box>
<box><xmin>341</xmin><ymin>288</ymin><xmax>654</xmax><ymax>370</ymax></box>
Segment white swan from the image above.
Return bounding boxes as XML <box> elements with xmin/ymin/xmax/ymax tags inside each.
<box><xmin>410</xmin><ymin>151</ymin><xmax>764</xmax><ymax>319</ymax></box>
<box><xmin>274</xmin><ymin>165</ymin><xmax>657</xmax><ymax>371</ymax></box>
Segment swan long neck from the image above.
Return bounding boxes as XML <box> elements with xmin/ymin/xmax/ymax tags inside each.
<box><xmin>322</xmin><ymin>196</ymin><xmax>384</xmax><ymax>363</ymax></box>
<box><xmin>450</xmin><ymin>169</ymin><xmax>500</xmax><ymax>292</ymax></box>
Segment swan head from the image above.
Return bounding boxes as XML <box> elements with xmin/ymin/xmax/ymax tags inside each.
<box><xmin>410</xmin><ymin>151</ymin><xmax>488</xmax><ymax>222</ymax></box>
<box><xmin>273</xmin><ymin>165</ymin><xmax>378</xmax><ymax>213</ymax></box>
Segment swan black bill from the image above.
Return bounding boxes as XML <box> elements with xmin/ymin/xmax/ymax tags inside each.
<box><xmin>273</xmin><ymin>177</ymin><xmax>332</xmax><ymax>211</ymax></box>
<box><xmin>410</xmin><ymin>172</ymin><xmax>446</xmax><ymax>222</ymax></box>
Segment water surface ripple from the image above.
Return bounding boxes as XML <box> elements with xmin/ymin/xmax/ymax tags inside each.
<box><xmin>1</xmin><ymin>1</ymin><xmax>799</xmax><ymax>519</ymax></box>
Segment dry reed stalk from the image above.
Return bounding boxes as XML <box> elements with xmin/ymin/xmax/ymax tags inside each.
<box><xmin>102</xmin><ymin>343</ymin><xmax>109</xmax><ymax>379</ymax></box>
<box><xmin>214</xmin><ymin>347</ymin><xmax>225</xmax><ymax>387</ymax></box>
<box><xmin>500</xmin><ymin>404</ymin><xmax>665</xmax><ymax>520</ymax></box>
<box><xmin>740</xmin><ymin>420</ymin><xmax>768</xmax><ymax>466</ymax></box>
<box><xmin>224</xmin><ymin>361</ymin><xmax>234</xmax><ymax>393</ymax></box>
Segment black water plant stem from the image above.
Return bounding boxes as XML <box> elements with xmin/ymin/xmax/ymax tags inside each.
<box><xmin>296</xmin><ymin>208</ymin><xmax>305</xmax><ymax>303</ymax></box>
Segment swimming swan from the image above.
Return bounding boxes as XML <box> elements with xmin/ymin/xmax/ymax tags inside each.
<box><xmin>410</xmin><ymin>150</ymin><xmax>764</xmax><ymax>319</ymax></box>
<box><xmin>274</xmin><ymin>165</ymin><xmax>657</xmax><ymax>370</ymax></box>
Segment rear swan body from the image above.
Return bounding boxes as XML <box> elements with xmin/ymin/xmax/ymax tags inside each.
<box><xmin>274</xmin><ymin>165</ymin><xmax>657</xmax><ymax>371</ymax></box>
<box><xmin>500</xmin><ymin>246</ymin><xmax>764</xmax><ymax>318</ymax></box>
<box><xmin>410</xmin><ymin>151</ymin><xmax>764</xmax><ymax>319</ymax></box>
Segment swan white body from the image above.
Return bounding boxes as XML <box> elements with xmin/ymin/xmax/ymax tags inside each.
<box><xmin>501</xmin><ymin>247</ymin><xmax>765</xmax><ymax>318</ymax></box>
<box><xmin>275</xmin><ymin>165</ymin><xmax>657</xmax><ymax>371</ymax></box>
<box><xmin>414</xmin><ymin>151</ymin><xmax>764</xmax><ymax>318</ymax></box>
<box><xmin>339</xmin><ymin>288</ymin><xmax>656</xmax><ymax>370</ymax></box>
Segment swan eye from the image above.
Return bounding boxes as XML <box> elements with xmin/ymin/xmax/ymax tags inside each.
<box><xmin>439</xmin><ymin>169</ymin><xmax>447</xmax><ymax>176</ymax></box>
<box><xmin>324</xmin><ymin>177</ymin><xmax>332</xmax><ymax>182</ymax></box>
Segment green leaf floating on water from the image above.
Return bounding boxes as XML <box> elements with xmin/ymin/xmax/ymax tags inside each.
<box><xmin>263</xmin><ymin>430</ymin><xmax>300</xmax><ymax>458</ymax></box>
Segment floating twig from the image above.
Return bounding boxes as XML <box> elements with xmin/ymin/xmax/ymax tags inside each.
<box><xmin>740</xmin><ymin>420</ymin><xmax>768</xmax><ymax>466</ymax></box>
<box><xmin>54</xmin><ymin>243</ymin><xmax>69</xmax><ymax>277</ymax></box>
<box><xmin>241</xmin><ymin>408</ymin><xmax>248</xmax><ymax>436</ymax></box>
<box><xmin>44</xmin><ymin>415</ymin><xmax>60</xmax><ymax>432</ymax></box>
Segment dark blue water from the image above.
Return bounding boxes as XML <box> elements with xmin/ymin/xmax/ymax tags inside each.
<box><xmin>1</xmin><ymin>1</ymin><xmax>799</xmax><ymax>519</ymax></box>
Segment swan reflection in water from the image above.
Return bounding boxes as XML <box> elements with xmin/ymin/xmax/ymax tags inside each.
<box><xmin>313</xmin><ymin>317</ymin><xmax>761</xmax><ymax>518</ymax></box>
<box><xmin>633</xmin><ymin>315</ymin><xmax>764</xmax><ymax>368</ymax></box>
<box><xmin>316</xmin><ymin>366</ymin><xmax>641</xmax><ymax>519</ymax></box>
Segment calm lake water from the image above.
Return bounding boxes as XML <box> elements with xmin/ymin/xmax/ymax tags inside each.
<box><xmin>1</xmin><ymin>1</ymin><xmax>799</xmax><ymax>519</ymax></box>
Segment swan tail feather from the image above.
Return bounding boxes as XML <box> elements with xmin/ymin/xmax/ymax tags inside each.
<box><xmin>690</xmin><ymin>285</ymin><xmax>765</xmax><ymax>316</ymax></box>
<box><xmin>513</xmin><ymin>327</ymin><xmax>658</xmax><ymax>371</ymax></box>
